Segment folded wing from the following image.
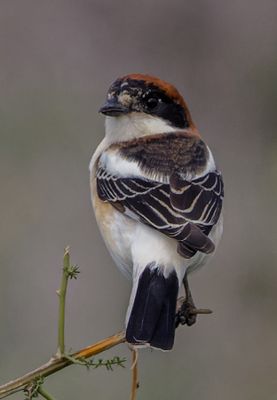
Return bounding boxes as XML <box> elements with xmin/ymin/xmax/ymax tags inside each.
<box><xmin>97</xmin><ymin>166</ymin><xmax>223</xmax><ymax>258</ymax></box>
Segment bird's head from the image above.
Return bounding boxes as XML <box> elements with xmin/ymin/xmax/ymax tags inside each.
<box><xmin>99</xmin><ymin>74</ymin><xmax>196</xmax><ymax>140</ymax></box>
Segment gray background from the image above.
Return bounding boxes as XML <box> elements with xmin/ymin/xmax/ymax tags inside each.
<box><xmin>0</xmin><ymin>1</ymin><xmax>276</xmax><ymax>399</ymax></box>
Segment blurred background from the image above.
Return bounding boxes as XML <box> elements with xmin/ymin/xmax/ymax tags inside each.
<box><xmin>0</xmin><ymin>1</ymin><xmax>276</xmax><ymax>399</ymax></box>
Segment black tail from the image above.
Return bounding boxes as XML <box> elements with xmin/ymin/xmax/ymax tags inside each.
<box><xmin>126</xmin><ymin>264</ymin><xmax>179</xmax><ymax>351</ymax></box>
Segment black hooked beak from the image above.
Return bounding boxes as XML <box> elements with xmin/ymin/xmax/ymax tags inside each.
<box><xmin>99</xmin><ymin>98</ymin><xmax>129</xmax><ymax>117</ymax></box>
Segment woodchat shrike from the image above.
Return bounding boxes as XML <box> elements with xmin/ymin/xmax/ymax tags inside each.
<box><xmin>90</xmin><ymin>74</ymin><xmax>224</xmax><ymax>350</ymax></box>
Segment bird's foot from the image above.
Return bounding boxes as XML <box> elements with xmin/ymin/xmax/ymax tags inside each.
<box><xmin>175</xmin><ymin>296</ymin><xmax>212</xmax><ymax>328</ymax></box>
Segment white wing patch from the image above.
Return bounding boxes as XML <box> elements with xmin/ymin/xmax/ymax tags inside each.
<box><xmin>99</xmin><ymin>151</ymin><xmax>143</xmax><ymax>178</ymax></box>
<box><xmin>99</xmin><ymin>149</ymin><xmax>169</xmax><ymax>183</ymax></box>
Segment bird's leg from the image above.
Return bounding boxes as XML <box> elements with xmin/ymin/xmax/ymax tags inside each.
<box><xmin>175</xmin><ymin>273</ymin><xmax>197</xmax><ymax>327</ymax></box>
<box><xmin>175</xmin><ymin>273</ymin><xmax>212</xmax><ymax>328</ymax></box>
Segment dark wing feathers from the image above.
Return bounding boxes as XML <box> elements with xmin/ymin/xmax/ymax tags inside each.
<box><xmin>97</xmin><ymin>167</ymin><xmax>223</xmax><ymax>258</ymax></box>
<box><xmin>97</xmin><ymin>168</ymin><xmax>158</xmax><ymax>201</ymax></box>
<box><xmin>169</xmin><ymin>171</ymin><xmax>223</xmax><ymax>225</ymax></box>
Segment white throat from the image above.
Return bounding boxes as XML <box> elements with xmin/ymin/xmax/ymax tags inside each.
<box><xmin>104</xmin><ymin>113</ymin><xmax>177</xmax><ymax>144</ymax></box>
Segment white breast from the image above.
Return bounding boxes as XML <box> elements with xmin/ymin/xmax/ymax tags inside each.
<box><xmin>105</xmin><ymin>112</ymin><xmax>176</xmax><ymax>143</ymax></box>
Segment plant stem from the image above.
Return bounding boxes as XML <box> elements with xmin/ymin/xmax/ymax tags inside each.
<box><xmin>37</xmin><ymin>386</ymin><xmax>56</xmax><ymax>400</ymax></box>
<box><xmin>0</xmin><ymin>331</ymin><xmax>125</xmax><ymax>399</ymax></box>
<box><xmin>57</xmin><ymin>247</ymin><xmax>70</xmax><ymax>355</ymax></box>
<box><xmin>130</xmin><ymin>349</ymin><xmax>139</xmax><ymax>400</ymax></box>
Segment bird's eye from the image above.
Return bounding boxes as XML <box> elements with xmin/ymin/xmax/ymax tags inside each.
<box><xmin>146</xmin><ymin>97</ymin><xmax>159</xmax><ymax>109</ymax></box>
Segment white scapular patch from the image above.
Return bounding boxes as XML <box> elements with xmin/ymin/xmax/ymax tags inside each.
<box><xmin>98</xmin><ymin>150</ymin><xmax>169</xmax><ymax>183</ymax></box>
<box><xmin>202</xmin><ymin>146</ymin><xmax>216</xmax><ymax>175</ymax></box>
<box><xmin>99</xmin><ymin>151</ymin><xmax>143</xmax><ymax>178</ymax></box>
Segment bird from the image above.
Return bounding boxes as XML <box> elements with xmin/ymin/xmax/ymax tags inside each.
<box><xmin>90</xmin><ymin>74</ymin><xmax>224</xmax><ymax>351</ymax></box>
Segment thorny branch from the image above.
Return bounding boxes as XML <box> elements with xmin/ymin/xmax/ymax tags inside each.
<box><xmin>0</xmin><ymin>331</ymin><xmax>126</xmax><ymax>399</ymax></box>
<box><xmin>0</xmin><ymin>249</ymin><xmax>126</xmax><ymax>399</ymax></box>
<box><xmin>0</xmin><ymin>248</ymin><xmax>213</xmax><ymax>399</ymax></box>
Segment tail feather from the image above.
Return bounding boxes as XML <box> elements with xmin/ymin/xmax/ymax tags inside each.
<box><xmin>126</xmin><ymin>264</ymin><xmax>179</xmax><ymax>350</ymax></box>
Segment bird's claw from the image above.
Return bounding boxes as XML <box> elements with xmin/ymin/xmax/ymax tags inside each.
<box><xmin>175</xmin><ymin>296</ymin><xmax>212</xmax><ymax>328</ymax></box>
